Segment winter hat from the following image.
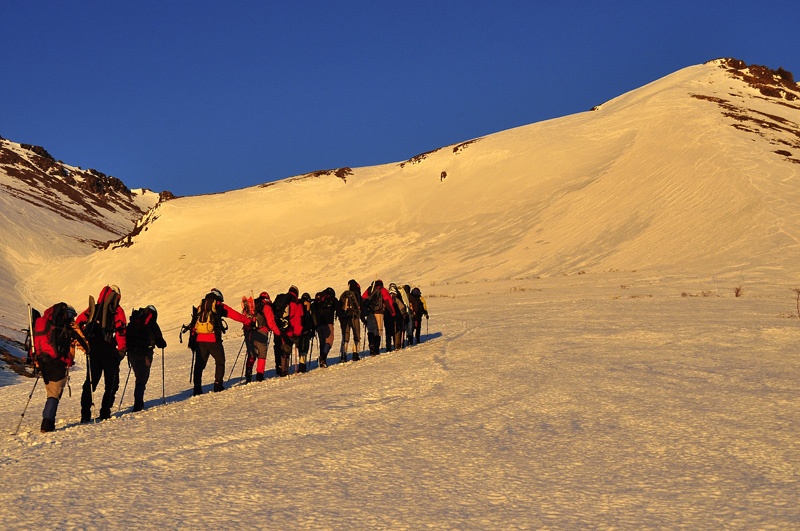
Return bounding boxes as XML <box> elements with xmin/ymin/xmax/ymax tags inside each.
<box><xmin>301</xmin><ymin>292</ymin><xmax>311</xmax><ymax>302</ymax></box>
<box><xmin>65</xmin><ymin>305</ymin><xmax>77</xmax><ymax>320</ymax></box>
<box><xmin>146</xmin><ymin>304</ymin><xmax>157</xmax><ymax>317</ymax></box>
<box><xmin>348</xmin><ymin>279</ymin><xmax>360</xmax><ymax>292</ymax></box>
<box><xmin>210</xmin><ymin>288</ymin><xmax>224</xmax><ymax>302</ymax></box>
<box><xmin>375</xmin><ymin>280</ymin><xmax>384</xmax><ymax>288</ymax></box>
<box><xmin>259</xmin><ymin>291</ymin><xmax>271</xmax><ymax>301</ymax></box>
<box><xmin>289</xmin><ymin>285</ymin><xmax>299</xmax><ymax>296</ymax></box>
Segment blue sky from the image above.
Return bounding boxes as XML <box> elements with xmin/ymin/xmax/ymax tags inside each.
<box><xmin>2</xmin><ymin>1</ymin><xmax>797</xmax><ymax>197</ymax></box>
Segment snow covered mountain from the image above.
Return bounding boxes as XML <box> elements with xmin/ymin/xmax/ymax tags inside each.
<box><xmin>8</xmin><ymin>58</ymin><xmax>798</xmax><ymax>330</ymax></box>
<box><xmin>1</xmin><ymin>59</ymin><xmax>800</xmax><ymax>529</ymax></box>
<box><xmin>0</xmin><ymin>139</ymin><xmax>165</xmax><ymax>349</ymax></box>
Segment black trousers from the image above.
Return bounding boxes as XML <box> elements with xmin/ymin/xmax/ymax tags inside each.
<box><xmin>81</xmin><ymin>339</ymin><xmax>121</xmax><ymax>419</ymax></box>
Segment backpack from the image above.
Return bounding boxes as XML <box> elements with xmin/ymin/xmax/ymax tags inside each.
<box><xmin>194</xmin><ymin>293</ymin><xmax>220</xmax><ymax>335</ymax></box>
<box><xmin>367</xmin><ymin>285</ymin><xmax>384</xmax><ymax>313</ymax></box>
<box><xmin>253</xmin><ymin>296</ymin><xmax>268</xmax><ymax>329</ymax></box>
<box><xmin>33</xmin><ymin>302</ymin><xmax>73</xmax><ymax>363</ymax></box>
<box><xmin>339</xmin><ymin>290</ymin><xmax>361</xmax><ymax>318</ymax></box>
<box><xmin>86</xmin><ymin>285</ymin><xmax>120</xmax><ymax>343</ymax></box>
<box><xmin>126</xmin><ymin>307</ymin><xmax>154</xmax><ymax>351</ymax></box>
<box><xmin>389</xmin><ymin>284</ymin><xmax>408</xmax><ymax>317</ymax></box>
<box><xmin>272</xmin><ymin>293</ymin><xmax>291</xmax><ymax>331</ymax></box>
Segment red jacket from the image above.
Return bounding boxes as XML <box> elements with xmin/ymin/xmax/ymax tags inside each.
<box><xmin>258</xmin><ymin>304</ymin><xmax>282</xmax><ymax>337</ymax></box>
<box><xmin>285</xmin><ymin>293</ymin><xmax>304</xmax><ymax>339</ymax></box>
<box><xmin>76</xmin><ymin>304</ymin><xmax>127</xmax><ymax>351</ymax></box>
<box><xmin>362</xmin><ymin>285</ymin><xmax>396</xmax><ymax>317</ymax></box>
<box><xmin>196</xmin><ymin>301</ymin><xmax>249</xmax><ymax>343</ymax></box>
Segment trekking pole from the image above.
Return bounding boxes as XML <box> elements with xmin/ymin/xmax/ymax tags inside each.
<box><xmin>161</xmin><ymin>347</ymin><xmax>166</xmax><ymax>404</ymax></box>
<box><xmin>309</xmin><ymin>336</ymin><xmax>315</xmax><ymax>370</ymax></box>
<box><xmin>227</xmin><ymin>337</ymin><xmax>246</xmax><ymax>381</ymax></box>
<box><xmin>117</xmin><ymin>362</ymin><xmax>132</xmax><ymax>414</ymax></box>
<box><xmin>13</xmin><ymin>371</ymin><xmax>40</xmax><ymax>435</ymax></box>
<box><xmin>189</xmin><ymin>348</ymin><xmax>195</xmax><ymax>384</ymax></box>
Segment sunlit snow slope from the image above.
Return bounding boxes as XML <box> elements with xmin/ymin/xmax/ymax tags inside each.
<box><xmin>19</xmin><ymin>59</ymin><xmax>800</xmax><ymax>328</ymax></box>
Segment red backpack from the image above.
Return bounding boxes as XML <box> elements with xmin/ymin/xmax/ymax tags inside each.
<box><xmin>33</xmin><ymin>303</ymin><xmax>74</xmax><ymax>364</ymax></box>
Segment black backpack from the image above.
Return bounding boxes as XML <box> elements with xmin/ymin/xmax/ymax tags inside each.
<box><xmin>368</xmin><ymin>286</ymin><xmax>384</xmax><ymax>313</ymax></box>
<box><xmin>339</xmin><ymin>290</ymin><xmax>361</xmax><ymax>318</ymax></box>
<box><xmin>272</xmin><ymin>293</ymin><xmax>291</xmax><ymax>331</ymax></box>
<box><xmin>127</xmin><ymin>307</ymin><xmax>154</xmax><ymax>350</ymax></box>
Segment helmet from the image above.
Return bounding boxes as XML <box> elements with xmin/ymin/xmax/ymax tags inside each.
<box><xmin>146</xmin><ymin>304</ymin><xmax>157</xmax><ymax>317</ymax></box>
<box><xmin>210</xmin><ymin>288</ymin><xmax>224</xmax><ymax>302</ymax></box>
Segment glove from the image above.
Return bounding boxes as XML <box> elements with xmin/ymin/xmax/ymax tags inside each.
<box><xmin>118</xmin><ymin>348</ymin><xmax>127</xmax><ymax>359</ymax></box>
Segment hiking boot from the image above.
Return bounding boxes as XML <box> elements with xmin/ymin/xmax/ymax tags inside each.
<box><xmin>40</xmin><ymin>418</ymin><xmax>56</xmax><ymax>433</ymax></box>
<box><xmin>353</xmin><ymin>353</ymin><xmax>360</xmax><ymax>361</ymax></box>
<box><xmin>298</xmin><ymin>363</ymin><xmax>307</xmax><ymax>373</ymax></box>
<box><xmin>213</xmin><ymin>382</ymin><xmax>225</xmax><ymax>392</ymax></box>
<box><xmin>319</xmin><ymin>361</ymin><xmax>327</xmax><ymax>368</ymax></box>
<box><xmin>133</xmin><ymin>401</ymin><xmax>144</xmax><ymax>412</ymax></box>
<box><xmin>256</xmin><ymin>372</ymin><xmax>264</xmax><ymax>382</ymax></box>
<box><xmin>193</xmin><ymin>387</ymin><xmax>203</xmax><ymax>396</ymax></box>
<box><xmin>99</xmin><ymin>408</ymin><xmax>111</xmax><ymax>421</ymax></box>
<box><xmin>341</xmin><ymin>354</ymin><xmax>348</xmax><ymax>363</ymax></box>
<box><xmin>245</xmin><ymin>369</ymin><xmax>252</xmax><ymax>384</ymax></box>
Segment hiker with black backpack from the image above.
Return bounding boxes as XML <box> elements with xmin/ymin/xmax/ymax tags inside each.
<box><xmin>311</xmin><ymin>287</ymin><xmax>338</xmax><ymax>367</ymax></box>
<box><xmin>337</xmin><ymin>279</ymin><xmax>362</xmax><ymax>362</ymax></box>
<box><xmin>362</xmin><ymin>280</ymin><xmax>395</xmax><ymax>356</ymax></box>
<box><xmin>297</xmin><ymin>293</ymin><xmax>315</xmax><ymax>372</ymax></box>
<box><xmin>76</xmin><ymin>285</ymin><xmax>127</xmax><ymax>422</ymax></box>
<box><xmin>250</xmin><ymin>292</ymin><xmax>282</xmax><ymax>381</ymax></box>
<box><xmin>409</xmin><ymin>287</ymin><xmax>429</xmax><ymax>345</ymax></box>
<box><xmin>387</xmin><ymin>283</ymin><xmax>409</xmax><ymax>351</ymax></box>
<box><xmin>272</xmin><ymin>286</ymin><xmax>303</xmax><ymax>376</ymax></box>
<box><xmin>33</xmin><ymin>303</ymin><xmax>89</xmax><ymax>432</ymax></box>
<box><xmin>126</xmin><ymin>305</ymin><xmax>167</xmax><ymax>411</ymax></box>
<box><xmin>190</xmin><ymin>288</ymin><xmax>250</xmax><ymax>394</ymax></box>
<box><xmin>402</xmin><ymin>285</ymin><xmax>416</xmax><ymax>346</ymax></box>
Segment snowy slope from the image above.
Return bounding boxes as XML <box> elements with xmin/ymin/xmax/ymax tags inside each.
<box><xmin>1</xmin><ymin>59</ymin><xmax>800</xmax><ymax>528</ymax></box>
<box><xmin>0</xmin><ymin>139</ymin><xmax>161</xmax><ymax>355</ymax></box>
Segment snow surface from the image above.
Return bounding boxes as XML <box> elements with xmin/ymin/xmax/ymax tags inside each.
<box><xmin>1</xmin><ymin>60</ymin><xmax>799</xmax><ymax>528</ymax></box>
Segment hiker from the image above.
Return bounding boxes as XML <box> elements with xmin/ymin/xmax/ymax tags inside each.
<box><xmin>241</xmin><ymin>296</ymin><xmax>259</xmax><ymax>384</ymax></box>
<box><xmin>402</xmin><ymin>285</ymin><xmax>416</xmax><ymax>346</ymax></box>
<box><xmin>126</xmin><ymin>305</ymin><xmax>167</xmax><ymax>411</ymax></box>
<box><xmin>388</xmin><ymin>283</ymin><xmax>409</xmax><ymax>350</ymax></box>
<box><xmin>191</xmin><ymin>288</ymin><xmax>250</xmax><ymax>394</ymax></box>
<box><xmin>250</xmin><ymin>292</ymin><xmax>282</xmax><ymax>381</ymax></box>
<box><xmin>312</xmin><ymin>287</ymin><xmax>338</xmax><ymax>367</ymax></box>
<box><xmin>272</xmin><ymin>286</ymin><xmax>303</xmax><ymax>376</ymax></box>
<box><xmin>33</xmin><ymin>303</ymin><xmax>89</xmax><ymax>432</ymax></box>
<box><xmin>362</xmin><ymin>280</ymin><xmax>395</xmax><ymax>356</ymax></box>
<box><xmin>337</xmin><ymin>279</ymin><xmax>362</xmax><ymax>362</ymax></box>
<box><xmin>77</xmin><ymin>285</ymin><xmax>127</xmax><ymax>422</ymax></box>
<box><xmin>409</xmin><ymin>287</ymin><xmax>429</xmax><ymax>344</ymax></box>
<box><xmin>297</xmin><ymin>293</ymin><xmax>315</xmax><ymax>372</ymax></box>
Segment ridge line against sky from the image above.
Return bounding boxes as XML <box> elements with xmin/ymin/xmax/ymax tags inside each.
<box><xmin>2</xmin><ymin>1</ymin><xmax>798</xmax><ymax>197</ymax></box>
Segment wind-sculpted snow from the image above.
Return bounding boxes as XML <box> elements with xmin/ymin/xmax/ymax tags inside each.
<box><xmin>1</xmin><ymin>59</ymin><xmax>800</xmax><ymax>527</ymax></box>
<box><xmin>1</xmin><ymin>280</ymin><xmax>799</xmax><ymax>528</ymax></box>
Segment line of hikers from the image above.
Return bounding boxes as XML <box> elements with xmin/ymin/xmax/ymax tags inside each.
<box><xmin>183</xmin><ymin>279</ymin><xmax>429</xmax><ymax>395</ymax></box>
<box><xmin>21</xmin><ymin>279</ymin><xmax>428</xmax><ymax>433</ymax></box>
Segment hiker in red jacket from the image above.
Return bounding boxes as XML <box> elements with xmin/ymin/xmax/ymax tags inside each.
<box><xmin>272</xmin><ymin>286</ymin><xmax>303</xmax><ymax>376</ymax></box>
<box><xmin>362</xmin><ymin>280</ymin><xmax>395</xmax><ymax>356</ymax></box>
<box><xmin>191</xmin><ymin>288</ymin><xmax>250</xmax><ymax>394</ymax></box>
<box><xmin>250</xmin><ymin>291</ymin><xmax>282</xmax><ymax>382</ymax></box>
<box><xmin>76</xmin><ymin>285</ymin><xmax>127</xmax><ymax>422</ymax></box>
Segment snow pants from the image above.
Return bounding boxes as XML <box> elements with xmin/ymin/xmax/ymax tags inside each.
<box><xmin>339</xmin><ymin>315</ymin><xmax>361</xmax><ymax>360</ymax></box>
<box><xmin>366</xmin><ymin>313</ymin><xmax>384</xmax><ymax>355</ymax></box>
<box><xmin>81</xmin><ymin>339</ymin><xmax>121</xmax><ymax>421</ymax></box>
<box><xmin>129</xmin><ymin>349</ymin><xmax>153</xmax><ymax>410</ymax></box>
<box><xmin>316</xmin><ymin>324</ymin><xmax>334</xmax><ymax>366</ymax></box>
<box><xmin>194</xmin><ymin>341</ymin><xmax>225</xmax><ymax>392</ymax></box>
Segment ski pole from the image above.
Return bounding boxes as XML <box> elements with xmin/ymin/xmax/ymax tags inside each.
<box><xmin>161</xmin><ymin>347</ymin><xmax>166</xmax><ymax>404</ymax></box>
<box><xmin>189</xmin><ymin>348</ymin><xmax>195</xmax><ymax>384</ymax></box>
<box><xmin>309</xmin><ymin>335</ymin><xmax>315</xmax><ymax>369</ymax></box>
<box><xmin>227</xmin><ymin>338</ymin><xmax>246</xmax><ymax>381</ymax></box>
<box><xmin>117</xmin><ymin>362</ymin><xmax>132</xmax><ymax>413</ymax></box>
<box><xmin>13</xmin><ymin>372</ymin><xmax>40</xmax><ymax>435</ymax></box>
